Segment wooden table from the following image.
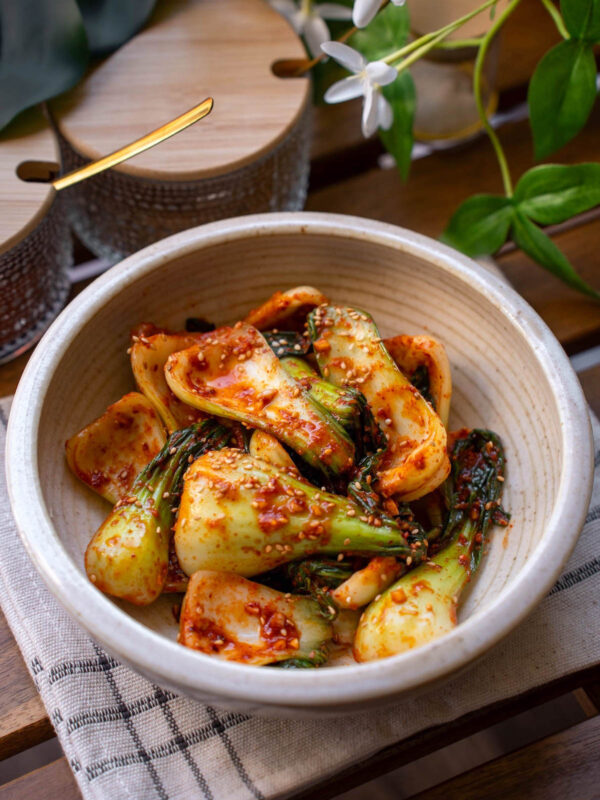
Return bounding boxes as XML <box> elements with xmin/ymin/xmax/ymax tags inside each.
<box><xmin>1</xmin><ymin>2</ymin><xmax>599</xmax><ymax>796</ymax></box>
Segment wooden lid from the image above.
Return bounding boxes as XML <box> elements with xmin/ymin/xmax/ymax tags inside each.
<box><xmin>51</xmin><ymin>0</ymin><xmax>310</xmax><ymax>181</ymax></box>
<box><xmin>0</xmin><ymin>108</ymin><xmax>58</xmax><ymax>255</ymax></box>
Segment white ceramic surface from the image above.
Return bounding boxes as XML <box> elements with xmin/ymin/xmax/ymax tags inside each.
<box><xmin>6</xmin><ymin>213</ymin><xmax>594</xmax><ymax>715</ymax></box>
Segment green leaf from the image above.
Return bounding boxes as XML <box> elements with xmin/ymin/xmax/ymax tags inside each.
<box><xmin>0</xmin><ymin>0</ymin><xmax>88</xmax><ymax>131</ymax></box>
<box><xmin>379</xmin><ymin>73</ymin><xmax>415</xmax><ymax>181</ymax></box>
<box><xmin>511</xmin><ymin>210</ymin><xmax>599</xmax><ymax>298</ymax></box>
<box><xmin>441</xmin><ymin>195</ymin><xmax>513</xmax><ymax>257</ymax></box>
<box><xmin>514</xmin><ymin>163</ymin><xmax>600</xmax><ymax>224</ymax></box>
<box><xmin>77</xmin><ymin>0</ymin><xmax>158</xmax><ymax>56</ymax></box>
<box><xmin>561</xmin><ymin>0</ymin><xmax>600</xmax><ymax>41</ymax></box>
<box><xmin>528</xmin><ymin>39</ymin><xmax>597</xmax><ymax>159</ymax></box>
<box><xmin>348</xmin><ymin>1</ymin><xmax>410</xmax><ymax>61</ymax></box>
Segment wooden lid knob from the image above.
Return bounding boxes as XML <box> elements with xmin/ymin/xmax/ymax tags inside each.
<box><xmin>51</xmin><ymin>0</ymin><xmax>310</xmax><ymax>181</ymax></box>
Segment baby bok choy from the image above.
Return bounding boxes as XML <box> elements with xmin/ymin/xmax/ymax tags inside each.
<box><xmin>164</xmin><ymin>323</ymin><xmax>355</xmax><ymax>479</ymax></box>
<box><xmin>308</xmin><ymin>305</ymin><xmax>450</xmax><ymax>501</ymax></box>
<box><xmin>249</xmin><ymin>429</ymin><xmax>296</xmax><ymax>470</ymax></box>
<box><xmin>353</xmin><ymin>429</ymin><xmax>509</xmax><ymax>661</ymax></box>
<box><xmin>85</xmin><ymin>420</ymin><xmax>232</xmax><ymax>605</ymax></box>
<box><xmin>383</xmin><ymin>335</ymin><xmax>452</xmax><ymax>428</ymax></box>
<box><xmin>280</xmin><ymin>356</ymin><xmax>364</xmax><ymax>433</ymax></box>
<box><xmin>178</xmin><ymin>570</ymin><xmax>331</xmax><ymax>666</ymax></box>
<box><xmin>175</xmin><ymin>449</ymin><xmax>426</xmax><ymax>578</ymax></box>
<box><xmin>243</xmin><ymin>286</ymin><xmax>329</xmax><ymax>331</ymax></box>
<box><xmin>262</xmin><ymin>557</ymin><xmax>356</xmax><ymax>619</ymax></box>
<box><xmin>66</xmin><ymin>392</ymin><xmax>166</xmax><ymax>505</ymax></box>
<box><xmin>130</xmin><ymin>332</ymin><xmax>206</xmax><ymax>432</ymax></box>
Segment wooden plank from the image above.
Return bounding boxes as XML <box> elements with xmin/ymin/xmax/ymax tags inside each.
<box><xmin>307</xmin><ymin>106</ymin><xmax>600</xmax><ymax>353</ymax></box>
<box><xmin>0</xmin><ymin>352</ymin><xmax>31</xmax><ymax>400</ymax></box>
<box><xmin>289</xmin><ymin>665</ymin><xmax>600</xmax><ymax>800</ymax></box>
<box><xmin>494</xmin><ymin>0</ymin><xmax>560</xmax><ymax>92</ymax></box>
<box><xmin>408</xmin><ymin>714</ymin><xmax>600</xmax><ymax>800</ymax></box>
<box><xmin>0</xmin><ymin>758</ymin><xmax>81</xmax><ymax>800</ymax></box>
<box><xmin>579</xmin><ymin>363</ymin><xmax>600</xmax><ymax>420</ymax></box>
<box><xmin>0</xmin><ymin>611</ymin><xmax>52</xmax><ymax>760</ymax></box>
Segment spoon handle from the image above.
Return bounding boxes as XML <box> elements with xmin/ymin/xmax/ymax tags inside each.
<box><xmin>52</xmin><ymin>97</ymin><xmax>213</xmax><ymax>191</ymax></box>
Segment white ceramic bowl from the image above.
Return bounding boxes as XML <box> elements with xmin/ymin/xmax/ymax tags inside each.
<box><xmin>6</xmin><ymin>212</ymin><xmax>593</xmax><ymax>716</ymax></box>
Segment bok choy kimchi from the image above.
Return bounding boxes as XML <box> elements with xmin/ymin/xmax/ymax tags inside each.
<box><xmin>66</xmin><ymin>286</ymin><xmax>509</xmax><ymax>667</ymax></box>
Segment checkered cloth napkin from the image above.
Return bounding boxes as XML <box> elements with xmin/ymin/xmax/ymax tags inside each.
<box><xmin>1</xmin><ymin>395</ymin><xmax>599</xmax><ymax>800</ymax></box>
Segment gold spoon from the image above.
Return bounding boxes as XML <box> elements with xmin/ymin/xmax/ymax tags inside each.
<box><xmin>18</xmin><ymin>97</ymin><xmax>214</xmax><ymax>189</ymax></box>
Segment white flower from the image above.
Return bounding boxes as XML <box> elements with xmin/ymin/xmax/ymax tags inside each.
<box><xmin>353</xmin><ymin>0</ymin><xmax>406</xmax><ymax>29</ymax></box>
<box><xmin>269</xmin><ymin>1</ymin><xmax>353</xmax><ymax>57</ymax></box>
<box><xmin>321</xmin><ymin>42</ymin><xmax>397</xmax><ymax>137</ymax></box>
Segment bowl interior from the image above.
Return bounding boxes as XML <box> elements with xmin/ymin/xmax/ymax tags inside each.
<box><xmin>37</xmin><ymin>229</ymin><xmax>562</xmax><ymax>656</ymax></box>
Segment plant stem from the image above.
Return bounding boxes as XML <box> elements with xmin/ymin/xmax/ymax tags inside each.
<box><xmin>473</xmin><ymin>0</ymin><xmax>522</xmax><ymax>196</ymax></box>
<box><xmin>384</xmin><ymin>0</ymin><xmax>499</xmax><ymax>65</ymax></box>
<box><xmin>538</xmin><ymin>0</ymin><xmax>569</xmax><ymax>38</ymax></box>
<box><xmin>393</xmin><ymin>28</ymin><xmax>456</xmax><ymax>74</ymax></box>
<box><xmin>434</xmin><ymin>37</ymin><xmax>485</xmax><ymax>50</ymax></box>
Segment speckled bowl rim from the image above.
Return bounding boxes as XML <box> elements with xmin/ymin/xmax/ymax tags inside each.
<box><xmin>6</xmin><ymin>212</ymin><xmax>594</xmax><ymax>712</ymax></box>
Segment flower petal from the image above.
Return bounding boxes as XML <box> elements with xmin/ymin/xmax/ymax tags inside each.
<box><xmin>352</xmin><ymin>0</ymin><xmax>381</xmax><ymax>28</ymax></box>
<box><xmin>377</xmin><ymin>93</ymin><xmax>393</xmax><ymax>130</ymax></box>
<box><xmin>365</xmin><ymin>61</ymin><xmax>398</xmax><ymax>86</ymax></box>
<box><xmin>361</xmin><ymin>84</ymin><xmax>379</xmax><ymax>137</ymax></box>
<box><xmin>316</xmin><ymin>3</ymin><xmax>354</xmax><ymax>19</ymax></box>
<box><xmin>324</xmin><ymin>75</ymin><xmax>365</xmax><ymax>104</ymax></box>
<box><xmin>269</xmin><ymin>0</ymin><xmax>300</xmax><ymax>22</ymax></box>
<box><xmin>320</xmin><ymin>41</ymin><xmax>366</xmax><ymax>73</ymax></box>
<box><xmin>304</xmin><ymin>15</ymin><xmax>331</xmax><ymax>57</ymax></box>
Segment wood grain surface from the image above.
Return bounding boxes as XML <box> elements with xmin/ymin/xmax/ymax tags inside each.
<box><xmin>51</xmin><ymin>0</ymin><xmax>309</xmax><ymax>179</ymax></box>
<box><xmin>410</xmin><ymin>714</ymin><xmax>600</xmax><ymax>800</ymax></box>
<box><xmin>0</xmin><ymin>616</ymin><xmax>52</xmax><ymax>760</ymax></box>
<box><xmin>0</xmin><ymin>108</ymin><xmax>57</xmax><ymax>254</ymax></box>
<box><xmin>0</xmin><ymin>758</ymin><xmax>80</xmax><ymax>800</ymax></box>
